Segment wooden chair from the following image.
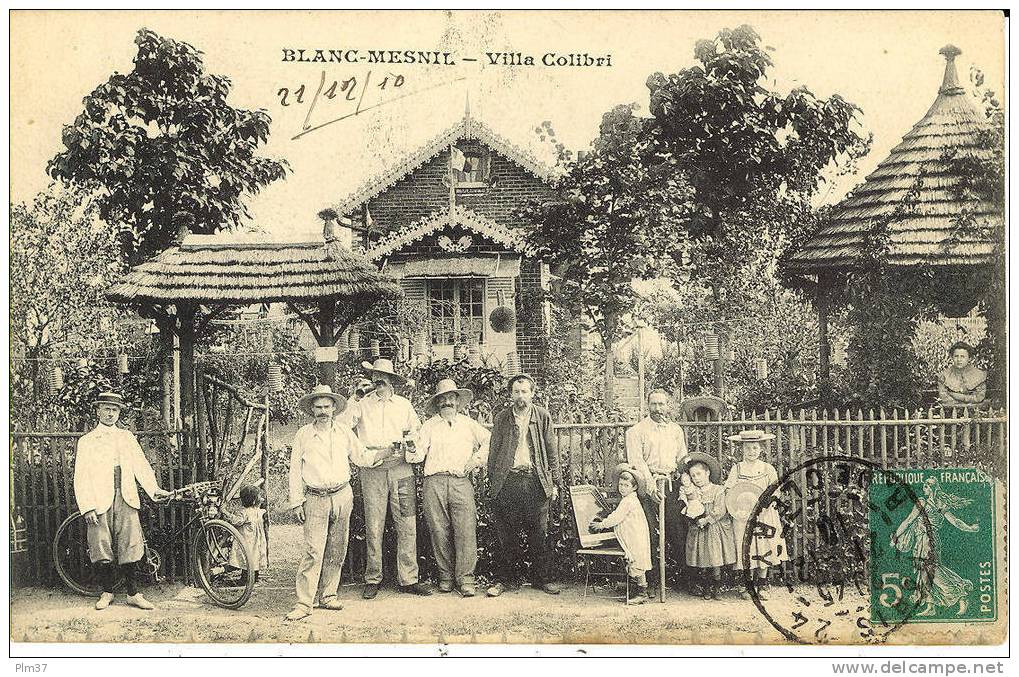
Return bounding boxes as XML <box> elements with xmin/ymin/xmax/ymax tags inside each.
<box><xmin>568</xmin><ymin>484</ymin><xmax>630</xmax><ymax>603</ymax></box>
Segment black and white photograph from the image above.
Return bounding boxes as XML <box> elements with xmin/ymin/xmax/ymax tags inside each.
<box><xmin>7</xmin><ymin>8</ymin><xmax>1008</xmax><ymax>659</ymax></box>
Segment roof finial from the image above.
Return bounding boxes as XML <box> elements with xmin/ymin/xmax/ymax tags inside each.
<box><xmin>464</xmin><ymin>90</ymin><xmax>471</xmax><ymax>119</ymax></box>
<box><xmin>938</xmin><ymin>44</ymin><xmax>964</xmax><ymax>95</ymax></box>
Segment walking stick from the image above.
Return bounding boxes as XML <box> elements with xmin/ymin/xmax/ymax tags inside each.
<box><xmin>658</xmin><ymin>476</ymin><xmax>667</xmax><ymax>603</ymax></box>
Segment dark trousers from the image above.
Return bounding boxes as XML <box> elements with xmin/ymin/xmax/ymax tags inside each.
<box><xmin>640</xmin><ymin>481</ymin><xmax>691</xmax><ymax>588</ymax></box>
<box><xmin>99</xmin><ymin>560</ymin><xmax>138</xmax><ymax>595</ymax></box>
<box><xmin>491</xmin><ymin>472</ymin><xmax>553</xmax><ymax>586</ymax></box>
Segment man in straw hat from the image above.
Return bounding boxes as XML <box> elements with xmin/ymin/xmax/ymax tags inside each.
<box><xmin>486</xmin><ymin>373</ymin><xmax>562</xmax><ymax>597</ymax></box>
<box><xmin>625</xmin><ymin>388</ymin><xmax>691</xmax><ymax>595</ymax></box>
<box><xmin>285</xmin><ymin>385</ymin><xmax>373</xmax><ymax>621</ymax></box>
<box><xmin>343</xmin><ymin>358</ymin><xmax>431</xmax><ymax>598</ymax></box>
<box><xmin>406</xmin><ymin>379</ymin><xmax>490</xmax><ymax>597</ymax></box>
<box><xmin>73</xmin><ymin>392</ymin><xmax>171</xmax><ymax>611</ymax></box>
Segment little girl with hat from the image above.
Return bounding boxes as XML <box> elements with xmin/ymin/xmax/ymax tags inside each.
<box><xmin>724</xmin><ymin>430</ymin><xmax>788</xmax><ymax>600</ymax></box>
<box><xmin>681</xmin><ymin>452</ymin><xmax>736</xmax><ymax>600</ymax></box>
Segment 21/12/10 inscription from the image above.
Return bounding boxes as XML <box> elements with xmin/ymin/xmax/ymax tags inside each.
<box><xmin>276</xmin><ymin>70</ymin><xmax>467</xmax><ymax>141</ymax></box>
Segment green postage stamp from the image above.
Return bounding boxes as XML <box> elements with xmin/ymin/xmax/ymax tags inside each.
<box><xmin>870</xmin><ymin>467</ymin><xmax>997</xmax><ymax>624</ymax></box>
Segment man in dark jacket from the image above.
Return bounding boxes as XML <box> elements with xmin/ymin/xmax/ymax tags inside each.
<box><xmin>486</xmin><ymin>373</ymin><xmax>562</xmax><ymax>597</ymax></box>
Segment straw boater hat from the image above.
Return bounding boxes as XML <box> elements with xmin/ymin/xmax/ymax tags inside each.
<box><xmin>727</xmin><ymin>429</ymin><xmax>776</xmax><ymax>444</ymax></box>
<box><xmin>612</xmin><ymin>462</ymin><xmax>647</xmax><ymax>496</ymax></box>
<box><xmin>361</xmin><ymin>358</ymin><xmax>408</xmax><ymax>386</ymax></box>
<box><xmin>298</xmin><ymin>385</ymin><xmax>347</xmax><ymax>417</ymax></box>
<box><xmin>93</xmin><ymin>392</ymin><xmax>127</xmax><ymax>409</ymax></box>
<box><xmin>425</xmin><ymin>379</ymin><xmax>474</xmax><ymax>416</ymax></box>
<box><xmin>680</xmin><ymin>451</ymin><xmax>722</xmax><ymax>485</ymax></box>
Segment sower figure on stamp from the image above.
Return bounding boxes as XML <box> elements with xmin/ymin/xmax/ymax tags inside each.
<box><xmin>406</xmin><ymin>379</ymin><xmax>490</xmax><ymax>597</ymax></box>
<box><xmin>285</xmin><ymin>385</ymin><xmax>372</xmax><ymax>621</ymax></box>
<box><xmin>345</xmin><ymin>358</ymin><xmax>432</xmax><ymax>599</ymax></box>
<box><xmin>625</xmin><ymin>389</ymin><xmax>692</xmax><ymax>595</ymax></box>
<box><xmin>486</xmin><ymin>373</ymin><xmax>562</xmax><ymax>597</ymax></box>
<box><xmin>72</xmin><ymin>392</ymin><xmax>170</xmax><ymax>611</ymax></box>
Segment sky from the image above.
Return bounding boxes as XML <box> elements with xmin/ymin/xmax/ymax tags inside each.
<box><xmin>10</xmin><ymin>10</ymin><xmax>1006</xmax><ymax>240</ymax></box>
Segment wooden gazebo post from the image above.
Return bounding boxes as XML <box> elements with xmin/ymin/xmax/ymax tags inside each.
<box><xmin>816</xmin><ymin>272</ymin><xmax>834</xmax><ymax>407</ymax></box>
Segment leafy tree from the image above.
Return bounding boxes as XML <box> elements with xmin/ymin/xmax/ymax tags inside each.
<box><xmin>644</xmin><ymin>25</ymin><xmax>870</xmax><ymax>289</ymax></box>
<box><xmin>520</xmin><ymin>104</ymin><xmax>694</xmax><ymax>408</ymax></box>
<box><xmin>10</xmin><ymin>189</ymin><xmax>123</xmax><ymax>399</ymax></box>
<box><xmin>47</xmin><ymin>29</ymin><xmax>289</xmax><ymax>265</ymax></box>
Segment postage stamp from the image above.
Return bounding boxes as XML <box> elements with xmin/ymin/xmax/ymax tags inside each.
<box><xmin>870</xmin><ymin>467</ymin><xmax>997</xmax><ymax>624</ymax></box>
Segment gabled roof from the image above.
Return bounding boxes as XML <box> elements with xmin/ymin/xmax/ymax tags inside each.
<box><xmin>366</xmin><ymin>205</ymin><xmax>530</xmax><ymax>261</ymax></box>
<box><xmin>334</xmin><ymin>113</ymin><xmax>557</xmax><ymax>218</ymax></box>
<box><xmin>785</xmin><ymin>46</ymin><xmax>1002</xmax><ymax>272</ymax></box>
<box><xmin>108</xmin><ymin>232</ymin><xmax>401</xmax><ymax>305</ymax></box>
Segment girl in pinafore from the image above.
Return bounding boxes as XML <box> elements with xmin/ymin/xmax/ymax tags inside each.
<box><xmin>724</xmin><ymin>430</ymin><xmax>788</xmax><ymax>600</ymax></box>
<box><xmin>682</xmin><ymin>452</ymin><xmax>735</xmax><ymax>600</ymax></box>
<box><xmin>590</xmin><ymin>463</ymin><xmax>652</xmax><ymax>604</ymax></box>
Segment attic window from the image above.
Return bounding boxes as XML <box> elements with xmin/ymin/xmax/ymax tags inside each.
<box><xmin>455</xmin><ymin>150</ymin><xmax>490</xmax><ymax>187</ymax></box>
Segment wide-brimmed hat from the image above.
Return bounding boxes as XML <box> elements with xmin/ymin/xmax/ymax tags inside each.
<box><xmin>298</xmin><ymin>385</ymin><xmax>347</xmax><ymax>417</ymax></box>
<box><xmin>612</xmin><ymin>462</ymin><xmax>647</xmax><ymax>496</ymax></box>
<box><xmin>93</xmin><ymin>392</ymin><xmax>127</xmax><ymax>410</ymax></box>
<box><xmin>681</xmin><ymin>452</ymin><xmax>722</xmax><ymax>485</ymax></box>
<box><xmin>725</xmin><ymin>481</ymin><xmax>764</xmax><ymax>522</ymax></box>
<box><xmin>361</xmin><ymin>358</ymin><xmax>408</xmax><ymax>386</ymax></box>
<box><xmin>727</xmin><ymin>429</ymin><xmax>776</xmax><ymax>444</ymax></box>
<box><xmin>425</xmin><ymin>379</ymin><xmax>474</xmax><ymax>415</ymax></box>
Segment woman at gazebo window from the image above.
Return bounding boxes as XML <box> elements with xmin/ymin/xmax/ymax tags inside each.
<box><xmin>937</xmin><ymin>341</ymin><xmax>987</xmax><ymax>408</ymax></box>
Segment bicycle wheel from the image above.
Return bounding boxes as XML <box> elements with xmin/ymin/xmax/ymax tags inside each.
<box><xmin>191</xmin><ymin>519</ymin><xmax>254</xmax><ymax>609</ymax></box>
<box><xmin>52</xmin><ymin>511</ymin><xmax>122</xmax><ymax>596</ymax></box>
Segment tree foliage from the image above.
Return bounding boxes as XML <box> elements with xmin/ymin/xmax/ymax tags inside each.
<box><xmin>10</xmin><ymin>188</ymin><xmax>123</xmax><ymax>359</ymax></box>
<box><xmin>644</xmin><ymin>25</ymin><xmax>870</xmax><ymax>284</ymax></box>
<box><xmin>47</xmin><ymin>29</ymin><xmax>290</xmax><ymax>265</ymax></box>
<box><xmin>520</xmin><ymin>104</ymin><xmax>693</xmax><ymax>406</ymax></box>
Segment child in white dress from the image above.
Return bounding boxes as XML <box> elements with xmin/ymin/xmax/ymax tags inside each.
<box><xmin>227</xmin><ymin>485</ymin><xmax>269</xmax><ymax>585</ymax></box>
<box><xmin>590</xmin><ymin>463</ymin><xmax>652</xmax><ymax>604</ymax></box>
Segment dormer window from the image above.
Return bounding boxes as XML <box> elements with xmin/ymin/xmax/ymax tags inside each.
<box><xmin>454</xmin><ymin>148</ymin><xmax>490</xmax><ymax>187</ymax></box>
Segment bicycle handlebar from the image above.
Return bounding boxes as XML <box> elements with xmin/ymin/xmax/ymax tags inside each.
<box><xmin>164</xmin><ymin>481</ymin><xmax>219</xmax><ymax>502</ymax></box>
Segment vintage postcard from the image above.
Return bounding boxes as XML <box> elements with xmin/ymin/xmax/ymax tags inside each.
<box><xmin>8</xmin><ymin>9</ymin><xmax>1007</xmax><ymax>654</ymax></box>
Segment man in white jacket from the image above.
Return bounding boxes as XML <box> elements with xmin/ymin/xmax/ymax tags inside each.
<box><xmin>73</xmin><ymin>392</ymin><xmax>169</xmax><ymax>610</ymax></box>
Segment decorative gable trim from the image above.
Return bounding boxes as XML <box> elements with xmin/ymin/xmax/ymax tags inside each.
<box><xmin>334</xmin><ymin>115</ymin><xmax>558</xmax><ymax>217</ymax></box>
<box><xmin>366</xmin><ymin>205</ymin><xmax>530</xmax><ymax>261</ymax></box>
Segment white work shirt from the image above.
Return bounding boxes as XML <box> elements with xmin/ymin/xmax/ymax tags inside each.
<box><xmin>625</xmin><ymin>416</ymin><xmax>688</xmax><ymax>486</ymax></box>
<box><xmin>408</xmin><ymin>413</ymin><xmax>491</xmax><ymax>477</ymax></box>
<box><xmin>512</xmin><ymin>406</ymin><xmax>533</xmax><ymax>468</ymax></box>
<box><xmin>73</xmin><ymin>423</ymin><xmax>161</xmax><ymax>515</ymax></box>
<box><xmin>345</xmin><ymin>391</ymin><xmax>421</xmax><ymax>459</ymax></box>
<box><xmin>288</xmin><ymin>421</ymin><xmax>369</xmax><ymax>509</ymax></box>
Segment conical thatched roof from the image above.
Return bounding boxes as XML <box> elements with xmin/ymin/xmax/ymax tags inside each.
<box><xmin>107</xmin><ymin>231</ymin><xmax>402</xmax><ymax>305</ymax></box>
<box><xmin>786</xmin><ymin>45</ymin><xmax>1002</xmax><ymax>272</ymax></box>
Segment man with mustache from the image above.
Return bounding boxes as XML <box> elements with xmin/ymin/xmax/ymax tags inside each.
<box><xmin>285</xmin><ymin>385</ymin><xmax>372</xmax><ymax>621</ymax></box>
<box><xmin>486</xmin><ymin>373</ymin><xmax>562</xmax><ymax>597</ymax></box>
<box><xmin>625</xmin><ymin>389</ymin><xmax>690</xmax><ymax>595</ymax></box>
<box><xmin>344</xmin><ymin>358</ymin><xmax>431</xmax><ymax>599</ymax></box>
<box><xmin>406</xmin><ymin>379</ymin><xmax>490</xmax><ymax>597</ymax></box>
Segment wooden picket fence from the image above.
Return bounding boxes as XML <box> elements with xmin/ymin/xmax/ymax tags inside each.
<box><xmin>10</xmin><ymin>410</ymin><xmax>1007</xmax><ymax>589</ymax></box>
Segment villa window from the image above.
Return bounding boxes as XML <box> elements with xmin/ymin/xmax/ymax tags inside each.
<box><xmin>427</xmin><ymin>278</ymin><xmax>485</xmax><ymax>345</ymax></box>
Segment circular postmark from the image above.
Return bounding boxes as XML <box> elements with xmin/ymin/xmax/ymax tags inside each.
<box><xmin>741</xmin><ymin>455</ymin><xmax>938</xmax><ymax>644</ymax></box>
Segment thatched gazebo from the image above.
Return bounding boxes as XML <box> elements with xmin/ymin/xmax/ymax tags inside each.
<box><xmin>108</xmin><ymin>215</ymin><xmax>401</xmax><ymax>430</ymax></box>
<box><xmin>783</xmin><ymin>45</ymin><xmax>1003</xmax><ymax>401</ymax></box>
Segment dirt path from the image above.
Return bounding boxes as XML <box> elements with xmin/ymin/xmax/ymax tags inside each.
<box><xmin>13</xmin><ymin>524</ymin><xmax>798</xmax><ymax>644</ymax></box>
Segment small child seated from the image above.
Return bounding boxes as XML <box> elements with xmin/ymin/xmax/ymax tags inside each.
<box><xmin>590</xmin><ymin>464</ymin><xmax>652</xmax><ymax>604</ymax></box>
<box><xmin>678</xmin><ymin>471</ymin><xmax>705</xmax><ymax>518</ymax></box>
<box><xmin>225</xmin><ymin>484</ymin><xmax>269</xmax><ymax>585</ymax></box>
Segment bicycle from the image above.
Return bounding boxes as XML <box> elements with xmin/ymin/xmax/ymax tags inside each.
<box><xmin>52</xmin><ymin>481</ymin><xmax>256</xmax><ymax>609</ymax></box>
